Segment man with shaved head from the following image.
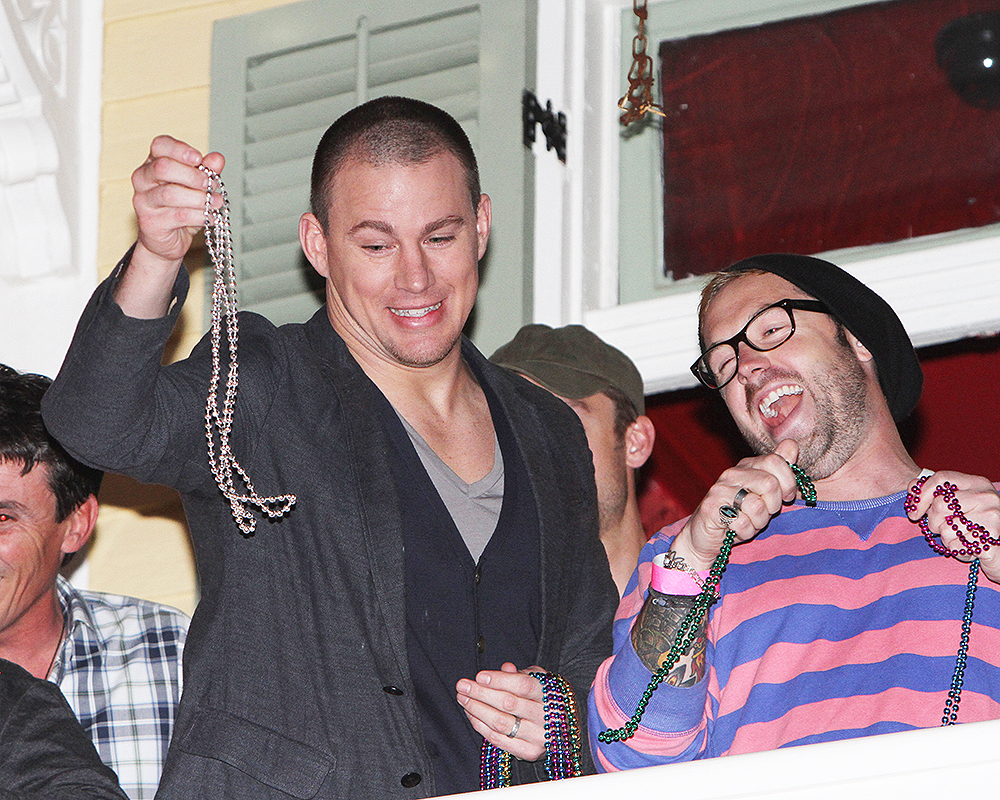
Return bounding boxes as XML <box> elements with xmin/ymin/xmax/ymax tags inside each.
<box><xmin>44</xmin><ymin>96</ymin><xmax>616</xmax><ymax>798</ymax></box>
<box><xmin>590</xmin><ymin>254</ymin><xmax>1000</xmax><ymax>771</ymax></box>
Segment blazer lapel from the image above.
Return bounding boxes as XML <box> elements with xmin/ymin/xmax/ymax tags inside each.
<box><xmin>304</xmin><ymin>314</ymin><xmax>410</xmax><ymax>679</ymax></box>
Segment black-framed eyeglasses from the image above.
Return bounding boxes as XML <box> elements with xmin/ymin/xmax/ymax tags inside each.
<box><xmin>690</xmin><ymin>298</ymin><xmax>829</xmax><ymax>390</ymax></box>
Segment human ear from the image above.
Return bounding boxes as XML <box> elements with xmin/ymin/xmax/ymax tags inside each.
<box><xmin>299</xmin><ymin>212</ymin><xmax>330</xmax><ymax>278</ymax></box>
<box><xmin>625</xmin><ymin>415</ymin><xmax>656</xmax><ymax>469</ymax></box>
<box><xmin>475</xmin><ymin>194</ymin><xmax>491</xmax><ymax>259</ymax></box>
<box><xmin>59</xmin><ymin>494</ymin><xmax>99</xmax><ymax>556</ymax></box>
<box><xmin>844</xmin><ymin>330</ymin><xmax>875</xmax><ymax>364</ymax></box>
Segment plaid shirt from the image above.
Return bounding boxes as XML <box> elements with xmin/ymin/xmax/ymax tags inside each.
<box><xmin>50</xmin><ymin>577</ymin><xmax>189</xmax><ymax>800</ymax></box>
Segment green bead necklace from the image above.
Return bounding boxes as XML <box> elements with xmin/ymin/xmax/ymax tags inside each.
<box><xmin>789</xmin><ymin>462</ymin><xmax>817</xmax><ymax>506</ymax></box>
<box><xmin>598</xmin><ymin>464</ymin><xmax>817</xmax><ymax>744</ymax></box>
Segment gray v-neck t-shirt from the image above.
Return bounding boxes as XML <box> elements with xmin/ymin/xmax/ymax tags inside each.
<box><xmin>396</xmin><ymin>413</ymin><xmax>504</xmax><ymax>563</ymax></box>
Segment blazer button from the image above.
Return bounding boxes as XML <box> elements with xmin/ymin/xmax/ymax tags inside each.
<box><xmin>477</xmin><ymin>636</ymin><xmax>486</xmax><ymax>654</ymax></box>
<box><xmin>400</xmin><ymin>772</ymin><xmax>422</xmax><ymax>788</ymax></box>
<box><xmin>474</xmin><ymin>564</ymin><xmax>482</xmax><ymax>585</ymax></box>
<box><xmin>382</xmin><ymin>685</ymin><xmax>405</xmax><ymax>696</ymax></box>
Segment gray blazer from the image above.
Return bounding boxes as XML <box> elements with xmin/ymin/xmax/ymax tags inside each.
<box><xmin>43</xmin><ymin>263</ymin><xmax>618</xmax><ymax>799</ymax></box>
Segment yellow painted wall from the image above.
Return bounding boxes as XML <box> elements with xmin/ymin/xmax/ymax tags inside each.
<box><xmin>89</xmin><ymin>0</ymin><xmax>297</xmax><ymax>615</ymax></box>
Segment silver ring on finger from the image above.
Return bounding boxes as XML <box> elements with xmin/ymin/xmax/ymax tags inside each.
<box><xmin>732</xmin><ymin>488</ymin><xmax>749</xmax><ymax>512</ymax></box>
<box><xmin>506</xmin><ymin>716</ymin><xmax>521</xmax><ymax>739</ymax></box>
<box><xmin>719</xmin><ymin>504</ymin><xmax>740</xmax><ymax>528</ymax></box>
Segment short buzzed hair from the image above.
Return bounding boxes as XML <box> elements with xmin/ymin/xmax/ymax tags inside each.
<box><xmin>697</xmin><ymin>267</ymin><xmax>769</xmax><ymax>351</ymax></box>
<box><xmin>309</xmin><ymin>96</ymin><xmax>481</xmax><ymax>229</ymax></box>
<box><xmin>0</xmin><ymin>365</ymin><xmax>102</xmax><ymax>521</ymax></box>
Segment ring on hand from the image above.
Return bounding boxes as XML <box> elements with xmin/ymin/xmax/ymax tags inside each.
<box><xmin>719</xmin><ymin>504</ymin><xmax>740</xmax><ymax>527</ymax></box>
<box><xmin>506</xmin><ymin>716</ymin><xmax>521</xmax><ymax>739</ymax></box>
<box><xmin>732</xmin><ymin>488</ymin><xmax>749</xmax><ymax>512</ymax></box>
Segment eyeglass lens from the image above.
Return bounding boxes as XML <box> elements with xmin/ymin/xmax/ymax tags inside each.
<box><xmin>701</xmin><ymin>305</ymin><xmax>795</xmax><ymax>387</ymax></box>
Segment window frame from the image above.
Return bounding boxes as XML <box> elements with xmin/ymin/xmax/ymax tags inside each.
<box><xmin>533</xmin><ymin>0</ymin><xmax>1000</xmax><ymax>394</ymax></box>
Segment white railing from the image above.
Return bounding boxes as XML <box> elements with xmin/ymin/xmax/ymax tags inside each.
<box><xmin>447</xmin><ymin>718</ymin><xmax>1000</xmax><ymax>798</ymax></box>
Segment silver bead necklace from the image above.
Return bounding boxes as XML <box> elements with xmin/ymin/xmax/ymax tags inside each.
<box><xmin>200</xmin><ymin>165</ymin><xmax>296</xmax><ymax>535</ymax></box>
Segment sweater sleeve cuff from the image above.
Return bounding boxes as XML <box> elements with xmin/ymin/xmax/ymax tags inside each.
<box><xmin>604</xmin><ymin>635</ymin><xmax>707</xmax><ymax>733</ymax></box>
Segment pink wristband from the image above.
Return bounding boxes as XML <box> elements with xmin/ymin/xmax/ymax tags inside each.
<box><xmin>651</xmin><ymin>552</ymin><xmax>710</xmax><ymax>596</ymax></box>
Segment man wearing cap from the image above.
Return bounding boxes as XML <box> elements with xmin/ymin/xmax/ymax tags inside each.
<box><xmin>589</xmin><ymin>254</ymin><xmax>1000</xmax><ymax>771</ymax></box>
<box><xmin>491</xmin><ymin>325</ymin><xmax>655</xmax><ymax>595</ymax></box>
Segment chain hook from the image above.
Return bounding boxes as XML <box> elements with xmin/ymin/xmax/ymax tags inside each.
<box><xmin>618</xmin><ymin>0</ymin><xmax>666</xmax><ymax>125</ymax></box>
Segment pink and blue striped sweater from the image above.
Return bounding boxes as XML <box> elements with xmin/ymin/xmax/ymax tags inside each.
<box><xmin>589</xmin><ymin>490</ymin><xmax>1000</xmax><ymax>771</ymax></box>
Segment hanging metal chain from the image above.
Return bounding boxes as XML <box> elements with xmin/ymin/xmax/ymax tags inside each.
<box><xmin>619</xmin><ymin>0</ymin><xmax>666</xmax><ymax>125</ymax></box>
<box><xmin>200</xmin><ymin>166</ymin><xmax>296</xmax><ymax>536</ymax></box>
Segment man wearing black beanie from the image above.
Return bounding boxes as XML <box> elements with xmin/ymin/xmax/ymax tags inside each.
<box><xmin>591</xmin><ymin>254</ymin><xmax>1000</xmax><ymax>772</ymax></box>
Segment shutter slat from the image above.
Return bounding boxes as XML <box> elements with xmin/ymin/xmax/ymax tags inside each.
<box><xmin>240</xmin><ymin>215</ymin><xmax>301</xmax><ymax>252</ymax></box>
<box><xmin>242</xmin><ymin>184</ymin><xmax>309</xmax><ymax>227</ymax></box>
<box><xmin>370</xmin><ymin>60</ymin><xmax>478</xmax><ymax>96</ymax></box>
<box><xmin>245</xmin><ymin>93</ymin><xmax>358</xmax><ymax>144</ymax></box>
<box><xmin>370</xmin><ymin>37</ymin><xmax>478</xmax><ymax>81</ymax></box>
<box><xmin>244</xmin><ymin>156</ymin><xmax>314</xmax><ymax>196</ymax></box>
<box><xmin>244</xmin><ymin>129</ymin><xmax>323</xmax><ymax>170</ymax></box>
<box><xmin>247</xmin><ymin>35</ymin><xmax>356</xmax><ymax>91</ymax></box>
<box><xmin>240</xmin><ymin>242</ymin><xmax>311</xmax><ymax>282</ymax></box>
<box><xmin>246</xmin><ymin>68</ymin><xmax>356</xmax><ymax>116</ymax></box>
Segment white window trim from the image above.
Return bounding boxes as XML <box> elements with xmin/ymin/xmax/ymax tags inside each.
<box><xmin>534</xmin><ymin>0</ymin><xmax>1000</xmax><ymax>395</ymax></box>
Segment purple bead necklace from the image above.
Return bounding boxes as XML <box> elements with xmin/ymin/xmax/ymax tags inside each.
<box><xmin>480</xmin><ymin>671</ymin><xmax>582</xmax><ymax>789</ymax></box>
<box><xmin>905</xmin><ymin>475</ymin><xmax>998</xmax><ymax>725</ymax></box>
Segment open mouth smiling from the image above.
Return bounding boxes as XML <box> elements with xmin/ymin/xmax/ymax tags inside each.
<box><xmin>390</xmin><ymin>301</ymin><xmax>442</xmax><ymax>318</ymax></box>
<box><xmin>759</xmin><ymin>383</ymin><xmax>804</xmax><ymax>419</ymax></box>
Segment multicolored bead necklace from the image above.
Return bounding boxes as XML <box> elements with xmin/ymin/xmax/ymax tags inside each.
<box><xmin>598</xmin><ymin>464</ymin><xmax>817</xmax><ymax>744</ymax></box>
<box><xmin>534</xmin><ymin>672</ymin><xmax>582</xmax><ymax>779</ymax></box>
<box><xmin>480</xmin><ymin>671</ymin><xmax>582</xmax><ymax>789</ymax></box>
<box><xmin>905</xmin><ymin>475</ymin><xmax>998</xmax><ymax>725</ymax></box>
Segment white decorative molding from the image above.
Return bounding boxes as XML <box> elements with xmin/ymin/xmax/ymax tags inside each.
<box><xmin>0</xmin><ymin>0</ymin><xmax>102</xmax><ymax>378</ymax></box>
<box><xmin>7</xmin><ymin>0</ymin><xmax>67</xmax><ymax>98</ymax></box>
<box><xmin>0</xmin><ymin>2</ymin><xmax>70</xmax><ymax>279</ymax></box>
<box><xmin>534</xmin><ymin>0</ymin><xmax>1000</xmax><ymax>395</ymax></box>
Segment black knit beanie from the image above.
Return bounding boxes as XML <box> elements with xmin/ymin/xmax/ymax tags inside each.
<box><xmin>720</xmin><ymin>253</ymin><xmax>923</xmax><ymax>421</ymax></box>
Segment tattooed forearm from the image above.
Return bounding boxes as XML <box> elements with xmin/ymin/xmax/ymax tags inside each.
<box><xmin>630</xmin><ymin>588</ymin><xmax>708</xmax><ymax>684</ymax></box>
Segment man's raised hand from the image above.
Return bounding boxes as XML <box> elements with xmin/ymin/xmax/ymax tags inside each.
<box><xmin>908</xmin><ymin>471</ymin><xmax>1000</xmax><ymax>584</ymax></box>
<box><xmin>671</xmin><ymin>439</ymin><xmax>801</xmax><ymax>571</ymax></box>
<box><xmin>115</xmin><ymin>136</ymin><xmax>225</xmax><ymax>318</ymax></box>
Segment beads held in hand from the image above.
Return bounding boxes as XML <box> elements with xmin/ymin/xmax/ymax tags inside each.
<box><xmin>789</xmin><ymin>462</ymin><xmax>817</xmax><ymax>506</ymax></box>
<box><xmin>906</xmin><ymin>475</ymin><xmax>999</xmax><ymax>558</ymax></box>
<box><xmin>480</xmin><ymin>672</ymin><xmax>582</xmax><ymax>789</ymax></box>
<box><xmin>599</xmin><ymin>465</ymin><xmax>818</xmax><ymax>744</ymax></box>
<box><xmin>200</xmin><ymin>166</ymin><xmax>296</xmax><ymax>535</ymax></box>
<box><xmin>905</xmin><ymin>474</ymin><xmax>991</xmax><ymax>727</ymax></box>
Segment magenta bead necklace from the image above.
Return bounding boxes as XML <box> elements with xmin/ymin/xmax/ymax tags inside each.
<box><xmin>905</xmin><ymin>475</ymin><xmax>998</xmax><ymax>725</ymax></box>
